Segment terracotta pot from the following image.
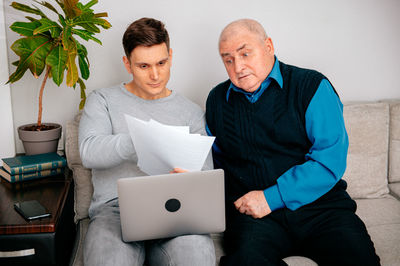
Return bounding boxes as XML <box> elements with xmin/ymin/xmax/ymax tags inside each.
<box><xmin>18</xmin><ymin>123</ymin><xmax>62</xmax><ymax>155</ymax></box>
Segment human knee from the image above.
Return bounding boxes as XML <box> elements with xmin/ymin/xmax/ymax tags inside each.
<box><xmin>157</xmin><ymin>234</ymin><xmax>216</xmax><ymax>266</ymax></box>
<box><xmin>84</xmin><ymin>213</ymin><xmax>146</xmax><ymax>266</ymax></box>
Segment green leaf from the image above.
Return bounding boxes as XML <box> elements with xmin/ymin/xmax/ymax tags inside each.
<box><xmin>33</xmin><ymin>18</ymin><xmax>62</xmax><ymax>37</ymax></box>
<box><xmin>77</xmin><ymin>43</ymin><xmax>89</xmax><ymax>80</ymax></box>
<box><xmin>58</xmin><ymin>14</ymin><xmax>66</xmax><ymax>27</ymax></box>
<box><xmin>10</xmin><ymin>35</ymin><xmax>52</xmax><ymax>79</ymax></box>
<box><xmin>25</xmin><ymin>16</ymin><xmax>38</xmax><ymax>22</ymax></box>
<box><xmin>93</xmin><ymin>18</ymin><xmax>111</xmax><ymax>29</ymax></box>
<box><xmin>83</xmin><ymin>0</ymin><xmax>98</xmax><ymax>11</ymax></box>
<box><xmin>78</xmin><ymin>22</ymin><xmax>100</xmax><ymax>33</ymax></box>
<box><xmin>7</xmin><ymin>63</ymin><xmax>28</xmax><ymax>84</ymax></box>
<box><xmin>72</xmin><ymin>28</ymin><xmax>101</xmax><ymax>44</ymax></box>
<box><xmin>51</xmin><ymin>27</ymin><xmax>62</xmax><ymax>38</ymax></box>
<box><xmin>71</xmin><ymin>28</ymin><xmax>89</xmax><ymax>41</ymax></box>
<box><xmin>63</xmin><ymin>0</ymin><xmax>81</xmax><ymax>18</ymax></box>
<box><xmin>72</xmin><ymin>12</ymin><xmax>100</xmax><ymax>33</ymax></box>
<box><xmin>10</xmin><ymin>2</ymin><xmax>47</xmax><ymax>18</ymax></box>
<box><xmin>66</xmin><ymin>39</ymin><xmax>78</xmax><ymax>86</ymax></box>
<box><xmin>77</xmin><ymin>77</ymin><xmax>86</xmax><ymax>109</ymax></box>
<box><xmin>62</xmin><ymin>26</ymin><xmax>72</xmax><ymax>49</ymax></box>
<box><xmin>76</xmin><ymin>2</ymin><xmax>85</xmax><ymax>11</ymax></box>
<box><xmin>33</xmin><ymin>1</ymin><xmax>60</xmax><ymax>15</ymax></box>
<box><xmin>46</xmin><ymin>44</ymin><xmax>67</xmax><ymax>86</ymax></box>
<box><xmin>78</xmin><ymin>42</ymin><xmax>87</xmax><ymax>56</ymax></box>
<box><xmin>10</xmin><ymin>20</ymin><xmax>41</xmax><ymax>37</ymax></box>
<box><xmin>78</xmin><ymin>55</ymin><xmax>89</xmax><ymax>80</ymax></box>
<box><xmin>94</xmin><ymin>12</ymin><xmax>107</xmax><ymax>18</ymax></box>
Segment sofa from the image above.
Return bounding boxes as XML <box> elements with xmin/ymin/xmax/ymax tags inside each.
<box><xmin>65</xmin><ymin>100</ymin><xmax>400</xmax><ymax>266</ymax></box>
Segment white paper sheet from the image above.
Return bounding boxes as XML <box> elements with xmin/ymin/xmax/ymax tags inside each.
<box><xmin>125</xmin><ymin>114</ymin><xmax>215</xmax><ymax>175</ymax></box>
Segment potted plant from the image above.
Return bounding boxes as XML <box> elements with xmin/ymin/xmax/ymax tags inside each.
<box><xmin>6</xmin><ymin>0</ymin><xmax>111</xmax><ymax>155</ymax></box>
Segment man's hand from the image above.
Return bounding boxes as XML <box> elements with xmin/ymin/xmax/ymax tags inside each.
<box><xmin>170</xmin><ymin>168</ymin><xmax>187</xmax><ymax>173</ymax></box>
<box><xmin>234</xmin><ymin>190</ymin><xmax>271</xmax><ymax>218</ymax></box>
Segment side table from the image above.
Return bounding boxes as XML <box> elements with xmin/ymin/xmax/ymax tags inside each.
<box><xmin>0</xmin><ymin>170</ymin><xmax>76</xmax><ymax>266</ymax></box>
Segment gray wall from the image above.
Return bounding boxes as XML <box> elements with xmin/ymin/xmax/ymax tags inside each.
<box><xmin>3</xmin><ymin>0</ymin><xmax>400</xmax><ymax>153</ymax></box>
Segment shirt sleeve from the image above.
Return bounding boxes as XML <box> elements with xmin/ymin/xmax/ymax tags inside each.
<box><xmin>78</xmin><ymin>91</ymin><xmax>137</xmax><ymax>169</ymax></box>
<box><xmin>264</xmin><ymin>79</ymin><xmax>349</xmax><ymax>211</ymax></box>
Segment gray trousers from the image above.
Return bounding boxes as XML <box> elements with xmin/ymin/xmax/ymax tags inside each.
<box><xmin>84</xmin><ymin>199</ymin><xmax>216</xmax><ymax>266</ymax></box>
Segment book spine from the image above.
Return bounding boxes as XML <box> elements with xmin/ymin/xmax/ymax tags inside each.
<box><xmin>10</xmin><ymin>168</ymin><xmax>65</xmax><ymax>182</ymax></box>
<box><xmin>9</xmin><ymin>160</ymin><xmax>67</xmax><ymax>175</ymax></box>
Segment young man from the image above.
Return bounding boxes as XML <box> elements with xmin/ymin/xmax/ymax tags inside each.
<box><xmin>79</xmin><ymin>17</ymin><xmax>215</xmax><ymax>266</ymax></box>
<box><xmin>206</xmin><ymin>19</ymin><xmax>380</xmax><ymax>265</ymax></box>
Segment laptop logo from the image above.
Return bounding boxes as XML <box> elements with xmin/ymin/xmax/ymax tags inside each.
<box><xmin>165</xmin><ymin>198</ymin><xmax>181</xmax><ymax>212</ymax></box>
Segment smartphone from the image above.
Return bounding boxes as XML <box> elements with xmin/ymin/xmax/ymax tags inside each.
<box><xmin>14</xmin><ymin>200</ymin><xmax>51</xmax><ymax>220</ymax></box>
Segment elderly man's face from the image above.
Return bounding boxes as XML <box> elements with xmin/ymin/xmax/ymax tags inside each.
<box><xmin>219</xmin><ymin>29</ymin><xmax>275</xmax><ymax>93</ymax></box>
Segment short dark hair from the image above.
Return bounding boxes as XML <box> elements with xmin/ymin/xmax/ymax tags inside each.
<box><xmin>122</xmin><ymin>17</ymin><xmax>170</xmax><ymax>58</ymax></box>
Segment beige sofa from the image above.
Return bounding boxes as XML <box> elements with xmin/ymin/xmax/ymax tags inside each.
<box><xmin>66</xmin><ymin>100</ymin><xmax>400</xmax><ymax>266</ymax></box>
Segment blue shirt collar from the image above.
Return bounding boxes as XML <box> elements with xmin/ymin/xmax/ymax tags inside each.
<box><xmin>226</xmin><ymin>56</ymin><xmax>283</xmax><ymax>103</ymax></box>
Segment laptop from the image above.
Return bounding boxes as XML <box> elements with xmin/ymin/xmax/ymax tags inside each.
<box><xmin>117</xmin><ymin>169</ymin><xmax>225</xmax><ymax>242</ymax></box>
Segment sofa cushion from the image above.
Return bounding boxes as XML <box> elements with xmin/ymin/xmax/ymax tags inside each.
<box><xmin>389</xmin><ymin>182</ymin><xmax>400</xmax><ymax>200</ymax></box>
<box><xmin>355</xmin><ymin>197</ymin><xmax>400</xmax><ymax>228</ymax></box>
<box><xmin>366</xmin><ymin>224</ymin><xmax>400</xmax><ymax>266</ymax></box>
<box><xmin>389</xmin><ymin>101</ymin><xmax>400</xmax><ymax>183</ymax></box>
<box><xmin>342</xmin><ymin>102</ymin><xmax>389</xmax><ymax>199</ymax></box>
<box><xmin>65</xmin><ymin>113</ymin><xmax>84</xmax><ymax>167</ymax></box>
<box><xmin>283</xmin><ymin>257</ymin><xmax>317</xmax><ymax>266</ymax></box>
<box><xmin>355</xmin><ymin>197</ymin><xmax>400</xmax><ymax>266</ymax></box>
<box><xmin>71</xmin><ymin>166</ymin><xmax>93</xmax><ymax>222</ymax></box>
<box><xmin>66</xmin><ymin>116</ymin><xmax>93</xmax><ymax>222</ymax></box>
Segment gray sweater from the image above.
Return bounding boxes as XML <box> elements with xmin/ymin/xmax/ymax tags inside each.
<box><xmin>79</xmin><ymin>84</ymin><xmax>213</xmax><ymax>216</ymax></box>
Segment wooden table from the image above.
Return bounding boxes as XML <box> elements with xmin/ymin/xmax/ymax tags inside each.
<box><xmin>0</xmin><ymin>171</ymin><xmax>75</xmax><ymax>266</ymax></box>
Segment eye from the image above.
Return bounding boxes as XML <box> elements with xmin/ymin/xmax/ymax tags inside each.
<box><xmin>225</xmin><ymin>59</ymin><xmax>233</xmax><ymax>64</ymax></box>
<box><xmin>158</xmin><ymin>60</ymin><xmax>166</xmax><ymax>66</ymax></box>
<box><xmin>139</xmin><ymin>64</ymin><xmax>148</xmax><ymax>69</ymax></box>
<box><xmin>243</xmin><ymin>52</ymin><xmax>249</xmax><ymax>57</ymax></box>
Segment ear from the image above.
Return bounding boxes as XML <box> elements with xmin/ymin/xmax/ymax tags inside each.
<box><xmin>169</xmin><ymin>48</ymin><xmax>173</xmax><ymax>65</ymax></box>
<box><xmin>264</xmin><ymin>37</ymin><xmax>274</xmax><ymax>55</ymax></box>
<box><xmin>122</xmin><ymin>56</ymin><xmax>132</xmax><ymax>74</ymax></box>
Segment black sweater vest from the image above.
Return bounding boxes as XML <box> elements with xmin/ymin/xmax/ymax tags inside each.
<box><xmin>206</xmin><ymin>61</ymin><xmax>327</xmax><ymax>201</ymax></box>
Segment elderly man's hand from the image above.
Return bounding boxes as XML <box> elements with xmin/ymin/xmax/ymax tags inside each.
<box><xmin>234</xmin><ymin>190</ymin><xmax>271</xmax><ymax>218</ymax></box>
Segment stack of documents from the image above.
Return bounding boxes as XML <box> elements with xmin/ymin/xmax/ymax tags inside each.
<box><xmin>125</xmin><ymin>114</ymin><xmax>215</xmax><ymax>175</ymax></box>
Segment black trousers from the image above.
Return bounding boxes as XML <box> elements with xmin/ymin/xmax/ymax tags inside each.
<box><xmin>220</xmin><ymin>183</ymin><xmax>381</xmax><ymax>266</ymax></box>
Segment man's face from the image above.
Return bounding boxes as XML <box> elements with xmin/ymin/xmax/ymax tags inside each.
<box><xmin>123</xmin><ymin>43</ymin><xmax>172</xmax><ymax>100</ymax></box>
<box><xmin>219</xmin><ymin>29</ymin><xmax>275</xmax><ymax>93</ymax></box>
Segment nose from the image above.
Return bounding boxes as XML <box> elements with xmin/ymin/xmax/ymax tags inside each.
<box><xmin>150</xmin><ymin>66</ymin><xmax>159</xmax><ymax>80</ymax></box>
<box><xmin>233</xmin><ymin>58</ymin><xmax>244</xmax><ymax>74</ymax></box>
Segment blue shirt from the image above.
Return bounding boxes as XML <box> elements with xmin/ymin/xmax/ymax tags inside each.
<box><xmin>207</xmin><ymin>58</ymin><xmax>348</xmax><ymax>211</ymax></box>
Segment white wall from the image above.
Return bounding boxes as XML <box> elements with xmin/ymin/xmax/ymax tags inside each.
<box><xmin>4</xmin><ymin>0</ymin><xmax>400</xmax><ymax>153</ymax></box>
<box><xmin>0</xmin><ymin>0</ymin><xmax>15</xmax><ymax>161</ymax></box>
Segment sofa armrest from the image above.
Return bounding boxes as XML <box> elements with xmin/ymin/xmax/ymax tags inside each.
<box><xmin>65</xmin><ymin>113</ymin><xmax>93</xmax><ymax>223</ymax></box>
<box><xmin>69</xmin><ymin>218</ymin><xmax>89</xmax><ymax>266</ymax></box>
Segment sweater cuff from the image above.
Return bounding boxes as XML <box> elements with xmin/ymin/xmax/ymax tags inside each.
<box><xmin>264</xmin><ymin>185</ymin><xmax>285</xmax><ymax>211</ymax></box>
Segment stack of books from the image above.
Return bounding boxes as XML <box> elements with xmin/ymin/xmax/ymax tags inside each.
<box><xmin>0</xmin><ymin>152</ymin><xmax>67</xmax><ymax>183</ymax></box>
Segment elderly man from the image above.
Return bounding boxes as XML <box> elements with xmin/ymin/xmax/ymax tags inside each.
<box><xmin>206</xmin><ymin>19</ymin><xmax>380</xmax><ymax>266</ymax></box>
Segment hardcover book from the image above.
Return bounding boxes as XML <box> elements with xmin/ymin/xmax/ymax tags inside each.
<box><xmin>1</xmin><ymin>152</ymin><xmax>67</xmax><ymax>175</ymax></box>
<box><xmin>0</xmin><ymin>166</ymin><xmax>65</xmax><ymax>183</ymax></box>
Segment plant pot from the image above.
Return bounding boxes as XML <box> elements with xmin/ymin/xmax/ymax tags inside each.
<box><xmin>18</xmin><ymin>123</ymin><xmax>62</xmax><ymax>155</ymax></box>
